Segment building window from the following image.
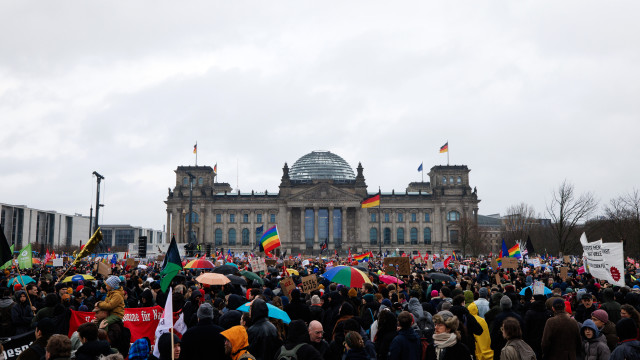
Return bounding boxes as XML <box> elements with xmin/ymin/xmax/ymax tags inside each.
<box><xmin>411</xmin><ymin>213</ymin><xmax>417</xmax><ymax>222</ymax></box>
<box><xmin>450</xmin><ymin>229</ymin><xmax>459</xmax><ymax>244</ymax></box>
<box><xmin>256</xmin><ymin>213</ymin><xmax>262</xmax><ymax>223</ymax></box>
<box><xmin>229</xmin><ymin>214</ymin><xmax>235</xmax><ymax>223</ymax></box>
<box><xmin>255</xmin><ymin>226</ymin><xmax>263</xmax><ymax>247</ymax></box>
<box><xmin>410</xmin><ymin>227</ymin><xmax>418</xmax><ymax>245</ymax></box>
<box><xmin>318</xmin><ymin>209</ymin><xmax>329</xmax><ymax>244</ymax></box>
<box><xmin>443</xmin><ymin>176</ymin><xmax>447</xmax><ymax>184</ymax></box>
<box><xmin>371</xmin><ymin>213</ymin><xmax>376</xmax><ymax>222</ymax></box>
<box><xmin>270</xmin><ymin>214</ymin><xmax>276</xmax><ymax>223</ymax></box>
<box><xmin>305</xmin><ymin>209</ymin><xmax>314</xmax><ymax>248</ymax></box>
<box><xmin>424</xmin><ymin>213</ymin><xmax>430</xmax><ymax>222</ymax></box>
<box><xmin>384</xmin><ymin>228</ymin><xmax>391</xmax><ymax>245</ymax></box>
<box><xmin>397</xmin><ymin>213</ymin><xmax>403</xmax><ymax>222</ymax></box>
<box><xmin>397</xmin><ymin>228</ymin><xmax>405</xmax><ymax>245</ymax></box>
<box><xmin>243</xmin><ymin>214</ymin><xmax>249</xmax><ymax>223</ymax></box>
<box><xmin>369</xmin><ymin>228</ymin><xmax>377</xmax><ymax>245</ymax></box>
<box><xmin>115</xmin><ymin>229</ymin><xmax>135</xmax><ymax>248</ymax></box>
<box><xmin>186</xmin><ymin>212</ymin><xmax>199</xmax><ymax>224</ymax></box>
<box><xmin>215</xmin><ymin>229</ymin><xmax>222</xmax><ymax>245</ymax></box>
<box><xmin>216</xmin><ymin>214</ymin><xmax>221</xmax><ymax>223</ymax></box>
<box><xmin>457</xmin><ymin>176</ymin><xmax>462</xmax><ymax>184</ymax></box>
<box><xmin>183</xmin><ymin>177</ymin><xmax>188</xmax><ymax>185</ymax></box>
<box><xmin>198</xmin><ymin>177</ymin><xmax>204</xmax><ymax>185</ymax></box>
<box><xmin>384</xmin><ymin>213</ymin><xmax>390</xmax><ymax>223</ymax></box>
<box><xmin>450</xmin><ymin>176</ymin><xmax>454</xmax><ymax>184</ymax></box>
<box><xmin>333</xmin><ymin>209</ymin><xmax>342</xmax><ymax>248</ymax></box>
<box><xmin>424</xmin><ymin>228</ymin><xmax>432</xmax><ymax>245</ymax></box>
<box><xmin>228</xmin><ymin>229</ymin><xmax>236</xmax><ymax>246</ymax></box>
<box><xmin>102</xmin><ymin>229</ymin><xmax>113</xmax><ymax>247</ymax></box>
<box><xmin>447</xmin><ymin>211</ymin><xmax>460</xmax><ymax>221</ymax></box>
<box><xmin>242</xmin><ymin>228</ymin><xmax>250</xmax><ymax>245</ymax></box>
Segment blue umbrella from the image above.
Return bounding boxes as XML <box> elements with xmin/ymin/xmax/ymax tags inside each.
<box><xmin>225</xmin><ymin>262</ymin><xmax>238</xmax><ymax>268</ymax></box>
<box><xmin>237</xmin><ymin>301</ymin><xmax>291</xmax><ymax>324</ymax></box>
<box><xmin>8</xmin><ymin>275</ymin><xmax>35</xmax><ymax>286</ymax></box>
<box><xmin>519</xmin><ymin>285</ymin><xmax>552</xmax><ymax>296</ymax></box>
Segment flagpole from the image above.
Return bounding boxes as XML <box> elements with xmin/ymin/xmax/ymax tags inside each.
<box><xmin>170</xmin><ymin>327</ymin><xmax>175</xmax><ymax>360</ymax></box>
<box><xmin>195</xmin><ymin>142</ymin><xmax>197</xmax><ymax>166</ymax></box>
<box><xmin>15</xmin><ymin>265</ymin><xmax>36</xmax><ymax>316</ymax></box>
<box><xmin>421</xmin><ymin>162</ymin><xmax>424</xmax><ymax>183</ymax></box>
<box><xmin>378</xmin><ymin>187</ymin><xmax>382</xmax><ymax>256</ymax></box>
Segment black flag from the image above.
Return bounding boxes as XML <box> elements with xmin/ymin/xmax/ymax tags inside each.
<box><xmin>0</xmin><ymin>225</ymin><xmax>13</xmax><ymax>265</ymax></box>
<box><xmin>526</xmin><ymin>235</ymin><xmax>535</xmax><ymax>255</ymax></box>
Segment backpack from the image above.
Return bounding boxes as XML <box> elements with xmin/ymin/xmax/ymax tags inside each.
<box><xmin>277</xmin><ymin>343</ymin><xmax>305</xmax><ymax>360</ymax></box>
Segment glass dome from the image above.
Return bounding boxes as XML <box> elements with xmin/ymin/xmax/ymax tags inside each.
<box><xmin>289</xmin><ymin>151</ymin><xmax>356</xmax><ymax>181</ymax></box>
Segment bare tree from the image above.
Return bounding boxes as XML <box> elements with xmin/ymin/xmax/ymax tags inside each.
<box><xmin>503</xmin><ymin>202</ymin><xmax>538</xmax><ymax>245</ymax></box>
<box><xmin>546</xmin><ymin>180</ymin><xmax>598</xmax><ymax>255</ymax></box>
<box><xmin>454</xmin><ymin>216</ymin><xmax>485</xmax><ymax>257</ymax></box>
<box><xmin>604</xmin><ymin>189</ymin><xmax>640</xmax><ymax>256</ymax></box>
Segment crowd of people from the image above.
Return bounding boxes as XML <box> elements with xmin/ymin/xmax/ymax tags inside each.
<box><xmin>1</xmin><ymin>254</ymin><xmax>640</xmax><ymax>360</ymax></box>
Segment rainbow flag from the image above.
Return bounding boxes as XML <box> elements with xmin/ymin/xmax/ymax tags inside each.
<box><xmin>452</xmin><ymin>251</ymin><xmax>462</xmax><ymax>261</ymax></box>
<box><xmin>354</xmin><ymin>251</ymin><xmax>373</xmax><ymax>262</ymax></box>
<box><xmin>259</xmin><ymin>225</ymin><xmax>281</xmax><ymax>253</ymax></box>
<box><xmin>439</xmin><ymin>142</ymin><xmax>448</xmax><ymax>153</ymax></box>
<box><xmin>361</xmin><ymin>194</ymin><xmax>380</xmax><ymax>208</ymax></box>
<box><xmin>508</xmin><ymin>244</ymin><xmax>521</xmax><ymax>259</ymax></box>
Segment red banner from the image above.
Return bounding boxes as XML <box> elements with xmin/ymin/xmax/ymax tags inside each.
<box><xmin>69</xmin><ymin>306</ymin><xmax>178</xmax><ymax>343</ymax></box>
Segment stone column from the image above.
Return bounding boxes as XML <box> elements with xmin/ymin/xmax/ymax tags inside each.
<box><xmin>313</xmin><ymin>207</ymin><xmax>319</xmax><ymax>250</ymax></box>
<box><xmin>300</xmin><ymin>208</ymin><xmax>306</xmax><ymax>247</ymax></box>
<box><xmin>328</xmin><ymin>206</ymin><xmax>334</xmax><ymax>249</ymax></box>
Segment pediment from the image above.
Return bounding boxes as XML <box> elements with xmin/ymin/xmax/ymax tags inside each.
<box><xmin>287</xmin><ymin>183</ymin><xmax>362</xmax><ymax>202</ymax></box>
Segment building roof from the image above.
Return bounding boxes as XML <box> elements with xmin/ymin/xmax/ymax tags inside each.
<box><xmin>289</xmin><ymin>150</ymin><xmax>356</xmax><ymax>181</ymax></box>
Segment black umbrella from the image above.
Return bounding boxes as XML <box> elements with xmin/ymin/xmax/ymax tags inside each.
<box><xmin>213</xmin><ymin>265</ymin><xmax>239</xmax><ymax>275</ymax></box>
<box><xmin>426</xmin><ymin>272</ymin><xmax>455</xmax><ymax>284</ymax></box>
<box><xmin>354</xmin><ymin>266</ymin><xmax>368</xmax><ymax>273</ymax></box>
<box><xmin>226</xmin><ymin>274</ymin><xmax>248</xmax><ymax>286</ymax></box>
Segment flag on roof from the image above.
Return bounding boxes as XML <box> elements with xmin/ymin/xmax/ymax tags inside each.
<box><xmin>259</xmin><ymin>225</ymin><xmax>281</xmax><ymax>253</ymax></box>
<box><xmin>361</xmin><ymin>194</ymin><xmax>380</xmax><ymax>208</ymax></box>
<box><xmin>417</xmin><ymin>163</ymin><xmax>423</xmax><ymax>172</ymax></box>
<box><xmin>508</xmin><ymin>244</ymin><xmax>522</xmax><ymax>259</ymax></box>
<box><xmin>193</xmin><ymin>143</ymin><xmax>197</xmax><ymax>154</ymax></box>
<box><xmin>160</xmin><ymin>236</ymin><xmax>183</xmax><ymax>292</ymax></box>
<box><xmin>439</xmin><ymin>142</ymin><xmax>448</xmax><ymax>153</ymax></box>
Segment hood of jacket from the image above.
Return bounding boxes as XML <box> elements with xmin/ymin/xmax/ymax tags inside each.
<box><xmin>250</xmin><ymin>298</ymin><xmax>269</xmax><ymax>322</ymax></box>
<box><xmin>464</xmin><ymin>290</ymin><xmax>474</xmax><ymax>308</ymax></box>
<box><xmin>602</xmin><ymin>288</ymin><xmax>615</xmax><ymax>303</ymax></box>
<box><xmin>0</xmin><ymin>298</ymin><xmax>14</xmax><ymax>308</ymax></box>
<box><xmin>407</xmin><ymin>298</ymin><xmax>424</xmax><ymax>319</ymax></box>
<box><xmin>581</xmin><ymin>319</ymin><xmax>601</xmax><ymax>339</ymax></box>
<box><xmin>227</xmin><ymin>294</ymin><xmax>245</xmax><ymax>311</ymax></box>
<box><xmin>490</xmin><ymin>292</ymin><xmax>503</xmax><ymax>307</ymax></box>
<box><xmin>221</xmin><ymin>325</ymin><xmax>249</xmax><ymax>359</ymax></box>
<box><xmin>468</xmin><ymin>302</ymin><xmax>479</xmax><ymax>316</ymax></box>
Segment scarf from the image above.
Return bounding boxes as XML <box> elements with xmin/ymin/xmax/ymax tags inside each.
<box><xmin>433</xmin><ymin>333</ymin><xmax>457</xmax><ymax>359</ymax></box>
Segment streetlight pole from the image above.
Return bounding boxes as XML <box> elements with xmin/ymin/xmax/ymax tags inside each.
<box><xmin>92</xmin><ymin>171</ymin><xmax>104</xmax><ymax>251</ymax></box>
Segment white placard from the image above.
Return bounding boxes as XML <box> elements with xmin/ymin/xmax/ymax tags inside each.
<box><xmin>52</xmin><ymin>258</ymin><xmax>63</xmax><ymax>267</ymax></box>
<box><xmin>580</xmin><ymin>233</ymin><xmax>625</xmax><ymax>287</ymax></box>
<box><xmin>533</xmin><ymin>280</ymin><xmax>545</xmax><ymax>295</ymax></box>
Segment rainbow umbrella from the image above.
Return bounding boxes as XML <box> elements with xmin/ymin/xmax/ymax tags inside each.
<box><xmin>321</xmin><ymin>266</ymin><xmax>372</xmax><ymax>288</ymax></box>
<box><xmin>184</xmin><ymin>259</ymin><xmax>215</xmax><ymax>269</ymax></box>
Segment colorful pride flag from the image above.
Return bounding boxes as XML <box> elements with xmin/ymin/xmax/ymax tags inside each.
<box><xmin>497</xmin><ymin>238</ymin><xmax>508</xmax><ymax>266</ymax></box>
<box><xmin>439</xmin><ymin>142</ymin><xmax>448</xmax><ymax>153</ymax></box>
<box><xmin>361</xmin><ymin>194</ymin><xmax>380</xmax><ymax>208</ymax></box>
<box><xmin>354</xmin><ymin>251</ymin><xmax>373</xmax><ymax>262</ymax></box>
<box><xmin>452</xmin><ymin>251</ymin><xmax>462</xmax><ymax>261</ymax></box>
<box><xmin>259</xmin><ymin>225</ymin><xmax>281</xmax><ymax>253</ymax></box>
<box><xmin>508</xmin><ymin>244</ymin><xmax>522</xmax><ymax>259</ymax></box>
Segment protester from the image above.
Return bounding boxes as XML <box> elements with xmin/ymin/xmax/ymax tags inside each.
<box><xmin>468</xmin><ymin>302</ymin><xmax>493</xmax><ymax>360</ymax></box>
<box><xmin>221</xmin><ymin>325</ymin><xmax>256</xmax><ymax>360</ymax></box>
<box><xmin>75</xmin><ymin>322</ymin><xmax>114</xmax><ymax>360</ymax></box>
<box><xmin>273</xmin><ymin>320</ymin><xmax>322</xmax><ymax>360</ymax></box>
<box><xmin>180</xmin><ymin>303</ymin><xmax>225</xmax><ymax>359</ymax></box>
<box><xmin>343</xmin><ymin>331</ymin><xmax>369</xmax><ymax>360</ymax></box>
<box><xmin>46</xmin><ymin>334</ymin><xmax>72</xmax><ymax>360</ymax></box>
<box><xmin>609</xmin><ymin>318</ymin><xmax>640</xmax><ymax>360</ymax></box>
<box><xmin>156</xmin><ymin>332</ymin><xmax>181</xmax><ymax>360</ymax></box>
<box><xmin>541</xmin><ymin>299</ymin><xmax>582</xmax><ymax>360</ymax></box>
<box><xmin>17</xmin><ymin>318</ymin><xmax>55</xmax><ymax>360</ymax></box>
<box><xmin>500</xmin><ymin>317</ymin><xmax>536</xmax><ymax>360</ymax></box>
<box><xmin>580</xmin><ymin>319</ymin><xmax>610</xmax><ymax>360</ymax></box>
<box><xmin>388</xmin><ymin>311</ymin><xmax>421</xmax><ymax>360</ymax></box>
<box><xmin>307</xmin><ymin>320</ymin><xmax>330</xmax><ymax>357</ymax></box>
<box><xmin>590</xmin><ymin>309</ymin><xmax>617</xmax><ymax>351</ymax></box>
<box><xmin>425</xmin><ymin>310</ymin><xmax>472</xmax><ymax>360</ymax></box>
<box><xmin>128</xmin><ymin>338</ymin><xmax>151</xmax><ymax>360</ymax></box>
<box><xmin>95</xmin><ymin>276</ymin><xmax>125</xmax><ymax>327</ymax></box>
<box><xmin>247</xmin><ymin>298</ymin><xmax>282</xmax><ymax>360</ymax></box>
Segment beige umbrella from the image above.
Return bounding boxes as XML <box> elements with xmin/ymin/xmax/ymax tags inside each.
<box><xmin>196</xmin><ymin>272</ymin><xmax>231</xmax><ymax>286</ymax></box>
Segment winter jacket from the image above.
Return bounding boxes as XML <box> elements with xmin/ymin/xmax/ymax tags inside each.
<box><xmin>424</xmin><ymin>339</ymin><xmax>471</xmax><ymax>360</ymax></box>
<box><xmin>580</xmin><ymin>320</ymin><xmax>610</xmax><ymax>360</ymax></box>
<box><xmin>598</xmin><ymin>320</ymin><xmax>617</xmax><ymax>351</ymax></box>
<box><xmin>247</xmin><ymin>298</ymin><xmax>281</xmax><ymax>360</ymax></box>
<box><xmin>273</xmin><ymin>320</ymin><xmax>322</xmax><ymax>360</ymax></box>
<box><xmin>474</xmin><ymin>298</ymin><xmax>490</xmax><ymax>318</ymax></box>
<box><xmin>609</xmin><ymin>340</ymin><xmax>640</xmax><ymax>360</ymax></box>
<box><xmin>0</xmin><ymin>297</ymin><xmax>16</xmax><ymax>337</ymax></box>
<box><xmin>344</xmin><ymin>348</ymin><xmax>370</xmax><ymax>360</ymax></box>
<box><xmin>374</xmin><ymin>330</ymin><xmax>397</xmax><ymax>360</ymax></box>
<box><xmin>575</xmin><ymin>303</ymin><xmax>597</xmax><ymax>324</ymax></box>
<box><xmin>11</xmin><ymin>292</ymin><xmax>34</xmax><ymax>335</ymax></box>
<box><xmin>450</xmin><ymin>304</ymin><xmax>483</xmax><ymax>355</ymax></box>
<box><xmin>490</xmin><ymin>310</ymin><xmax>523</xmax><ymax>353</ymax></box>
<box><xmin>309</xmin><ymin>304</ymin><xmax>324</xmax><ymax>323</ymax></box>
<box><xmin>180</xmin><ymin>317</ymin><xmax>225</xmax><ymax>360</ymax></box>
<box><xmin>468</xmin><ymin>302</ymin><xmax>493</xmax><ymax>360</ymax></box>
<box><xmin>96</xmin><ymin>288</ymin><xmax>125</xmax><ymax>319</ymax></box>
<box><xmin>284</xmin><ymin>296</ymin><xmax>311</xmax><ymax>324</ymax></box>
<box><xmin>599</xmin><ymin>288</ymin><xmax>621</xmax><ymax>325</ymax></box>
<box><xmin>541</xmin><ymin>312</ymin><xmax>582</xmax><ymax>360</ymax></box>
<box><xmin>523</xmin><ymin>299</ymin><xmax>552</xmax><ymax>360</ymax></box>
<box><xmin>17</xmin><ymin>335</ymin><xmax>49</xmax><ymax>360</ymax></box>
<box><xmin>500</xmin><ymin>339</ymin><xmax>536</xmax><ymax>360</ymax></box>
<box><xmin>75</xmin><ymin>340</ymin><xmax>113</xmax><ymax>360</ymax></box>
<box><xmin>388</xmin><ymin>327</ymin><xmax>421</xmax><ymax>360</ymax></box>
<box><xmin>221</xmin><ymin>325</ymin><xmax>255</xmax><ymax>360</ymax></box>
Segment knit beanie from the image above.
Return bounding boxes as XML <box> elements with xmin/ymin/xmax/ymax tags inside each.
<box><xmin>479</xmin><ymin>287</ymin><xmax>488</xmax><ymax>298</ymax></box>
<box><xmin>105</xmin><ymin>276</ymin><xmax>121</xmax><ymax>290</ymax></box>
<box><xmin>197</xmin><ymin>303</ymin><xmax>214</xmax><ymax>319</ymax></box>
<box><xmin>500</xmin><ymin>295</ymin><xmax>512</xmax><ymax>310</ymax></box>
<box><xmin>592</xmin><ymin>309</ymin><xmax>608</xmax><ymax>323</ymax></box>
<box><xmin>348</xmin><ymin>288</ymin><xmax>357</xmax><ymax>298</ymax></box>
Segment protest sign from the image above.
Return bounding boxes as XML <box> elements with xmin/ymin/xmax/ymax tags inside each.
<box><xmin>563</xmin><ymin>256</ymin><xmax>570</xmax><ymax>264</ymax></box>
<box><xmin>384</xmin><ymin>266</ymin><xmax>396</xmax><ymax>275</ymax></box>
<box><xmin>491</xmin><ymin>258</ymin><xmax>498</xmax><ymax>269</ymax></box>
<box><xmin>250</xmin><ymin>257</ymin><xmax>267</xmax><ymax>273</ymax></box>
<box><xmin>284</xmin><ymin>260</ymin><xmax>295</xmax><ymax>267</ymax></box>
<box><xmin>265</xmin><ymin>259</ymin><xmax>277</xmax><ymax>267</ymax></box>
<box><xmin>301</xmin><ymin>274</ymin><xmax>318</xmax><ymax>293</ymax></box>
<box><xmin>384</xmin><ymin>257</ymin><xmax>410</xmax><ymax>275</ymax></box>
<box><xmin>95</xmin><ymin>262</ymin><xmax>111</xmax><ymax>277</ymax></box>
<box><xmin>502</xmin><ymin>257</ymin><xmax>518</xmax><ymax>269</ymax></box>
<box><xmin>279</xmin><ymin>277</ymin><xmax>296</xmax><ymax>299</ymax></box>
<box><xmin>560</xmin><ymin>267</ymin><xmax>568</xmax><ymax>280</ymax></box>
<box><xmin>580</xmin><ymin>233</ymin><xmax>625</xmax><ymax>287</ymax></box>
<box><xmin>126</xmin><ymin>258</ymin><xmax>136</xmax><ymax>267</ymax></box>
<box><xmin>52</xmin><ymin>258</ymin><xmax>63</xmax><ymax>267</ymax></box>
<box><xmin>533</xmin><ymin>281</ymin><xmax>545</xmax><ymax>295</ymax></box>
<box><xmin>495</xmin><ymin>274</ymin><xmax>502</xmax><ymax>285</ymax></box>
<box><xmin>1</xmin><ymin>330</ymin><xmax>35</xmax><ymax>360</ymax></box>
<box><xmin>426</xmin><ymin>259</ymin><xmax>433</xmax><ymax>270</ymax></box>
<box><xmin>433</xmin><ymin>262</ymin><xmax>444</xmax><ymax>270</ymax></box>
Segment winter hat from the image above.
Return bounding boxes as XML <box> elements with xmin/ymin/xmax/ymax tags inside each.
<box><xmin>129</xmin><ymin>338</ymin><xmax>151</xmax><ymax>360</ymax></box>
<box><xmin>14</xmin><ymin>283</ymin><xmax>22</xmax><ymax>292</ymax></box>
<box><xmin>431</xmin><ymin>290</ymin><xmax>439</xmax><ymax>298</ymax></box>
<box><xmin>348</xmin><ymin>288</ymin><xmax>357</xmax><ymax>298</ymax></box>
<box><xmin>592</xmin><ymin>309</ymin><xmax>608</xmax><ymax>323</ymax></box>
<box><xmin>106</xmin><ymin>276</ymin><xmax>120</xmax><ymax>290</ymax></box>
<box><xmin>500</xmin><ymin>295</ymin><xmax>512</xmax><ymax>310</ymax></box>
<box><xmin>158</xmin><ymin>333</ymin><xmax>181</xmax><ymax>358</ymax></box>
<box><xmin>197</xmin><ymin>303</ymin><xmax>214</xmax><ymax>319</ymax></box>
<box><xmin>616</xmin><ymin>318</ymin><xmax>637</xmax><ymax>341</ymax></box>
<box><xmin>381</xmin><ymin>299</ymin><xmax>392</xmax><ymax>308</ymax></box>
<box><xmin>479</xmin><ymin>288</ymin><xmax>488</xmax><ymax>299</ymax></box>
<box><xmin>363</xmin><ymin>294</ymin><xmax>374</xmax><ymax>302</ymax></box>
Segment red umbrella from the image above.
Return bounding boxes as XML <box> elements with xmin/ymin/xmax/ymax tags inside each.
<box><xmin>185</xmin><ymin>259</ymin><xmax>215</xmax><ymax>269</ymax></box>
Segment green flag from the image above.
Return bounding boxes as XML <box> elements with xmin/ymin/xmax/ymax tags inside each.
<box><xmin>18</xmin><ymin>244</ymin><xmax>32</xmax><ymax>269</ymax></box>
<box><xmin>160</xmin><ymin>236</ymin><xmax>182</xmax><ymax>292</ymax></box>
<box><xmin>0</xmin><ymin>245</ymin><xmax>14</xmax><ymax>270</ymax></box>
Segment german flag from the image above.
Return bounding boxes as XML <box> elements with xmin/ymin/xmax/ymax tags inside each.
<box><xmin>439</xmin><ymin>142</ymin><xmax>448</xmax><ymax>153</ymax></box>
<box><xmin>361</xmin><ymin>194</ymin><xmax>380</xmax><ymax>208</ymax></box>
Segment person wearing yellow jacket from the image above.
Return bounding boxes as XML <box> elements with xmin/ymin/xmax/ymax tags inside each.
<box><xmin>468</xmin><ymin>302</ymin><xmax>494</xmax><ymax>360</ymax></box>
<box><xmin>221</xmin><ymin>325</ymin><xmax>256</xmax><ymax>360</ymax></box>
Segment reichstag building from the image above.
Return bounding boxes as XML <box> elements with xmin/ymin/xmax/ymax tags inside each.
<box><xmin>165</xmin><ymin>151</ymin><xmax>480</xmax><ymax>255</ymax></box>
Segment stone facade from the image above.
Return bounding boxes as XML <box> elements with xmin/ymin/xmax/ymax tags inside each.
<box><xmin>165</xmin><ymin>152</ymin><xmax>480</xmax><ymax>256</ymax></box>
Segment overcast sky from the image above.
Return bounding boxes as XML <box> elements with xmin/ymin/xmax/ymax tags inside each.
<box><xmin>1</xmin><ymin>1</ymin><xmax>639</xmax><ymax>232</ymax></box>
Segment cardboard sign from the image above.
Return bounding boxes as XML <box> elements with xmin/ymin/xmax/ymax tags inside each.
<box><xmin>384</xmin><ymin>257</ymin><xmax>410</xmax><ymax>276</ymax></box>
<box><xmin>533</xmin><ymin>280</ymin><xmax>545</xmax><ymax>295</ymax></box>
<box><xmin>156</xmin><ymin>255</ymin><xmax>165</xmax><ymax>262</ymax></box>
<box><xmin>563</xmin><ymin>256</ymin><xmax>570</xmax><ymax>264</ymax></box>
<box><xmin>250</xmin><ymin>257</ymin><xmax>267</xmax><ymax>273</ymax></box>
<box><xmin>95</xmin><ymin>262</ymin><xmax>111</xmax><ymax>277</ymax></box>
<box><xmin>495</xmin><ymin>274</ymin><xmax>502</xmax><ymax>285</ymax></box>
<box><xmin>279</xmin><ymin>277</ymin><xmax>296</xmax><ymax>299</ymax></box>
<box><xmin>491</xmin><ymin>258</ymin><xmax>498</xmax><ymax>269</ymax></box>
<box><xmin>301</xmin><ymin>274</ymin><xmax>318</xmax><ymax>293</ymax></box>
<box><xmin>52</xmin><ymin>258</ymin><xmax>64</xmax><ymax>267</ymax></box>
<box><xmin>414</xmin><ymin>257</ymin><xmax>422</xmax><ymax>264</ymax></box>
<box><xmin>426</xmin><ymin>259</ymin><xmax>433</xmax><ymax>270</ymax></box>
<box><xmin>384</xmin><ymin>266</ymin><xmax>396</xmax><ymax>275</ymax></box>
<box><xmin>560</xmin><ymin>267</ymin><xmax>568</xmax><ymax>280</ymax></box>
<box><xmin>284</xmin><ymin>260</ymin><xmax>295</xmax><ymax>267</ymax></box>
<box><xmin>502</xmin><ymin>257</ymin><xmax>518</xmax><ymax>269</ymax></box>
<box><xmin>265</xmin><ymin>259</ymin><xmax>277</xmax><ymax>267</ymax></box>
<box><xmin>126</xmin><ymin>258</ymin><xmax>136</xmax><ymax>267</ymax></box>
